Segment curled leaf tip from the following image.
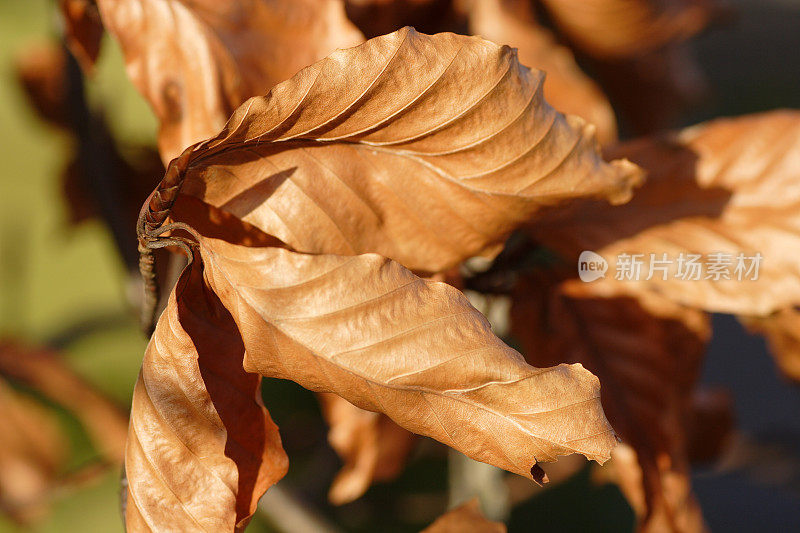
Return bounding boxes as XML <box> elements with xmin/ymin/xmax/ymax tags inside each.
<box><xmin>607</xmin><ymin>158</ymin><xmax>646</xmax><ymax>205</ymax></box>
<box><xmin>141</xmin><ymin>145</ymin><xmax>194</xmax><ymax>238</ymax></box>
<box><xmin>530</xmin><ymin>463</ymin><xmax>548</xmax><ymax>485</ymax></box>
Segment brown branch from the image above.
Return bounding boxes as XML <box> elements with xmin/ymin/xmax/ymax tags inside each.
<box><xmin>136</xmin><ymin>148</ymin><xmax>194</xmax><ymax>335</ymax></box>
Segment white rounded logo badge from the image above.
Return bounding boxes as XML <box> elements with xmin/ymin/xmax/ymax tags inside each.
<box><xmin>578</xmin><ymin>251</ymin><xmax>607</xmax><ymax>282</ymax></box>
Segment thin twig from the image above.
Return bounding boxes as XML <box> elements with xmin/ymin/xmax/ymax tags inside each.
<box><xmin>257</xmin><ymin>485</ymin><xmax>342</xmax><ymax>533</ymax></box>
<box><xmin>447</xmin><ymin>449</ymin><xmax>510</xmax><ymax>522</ymax></box>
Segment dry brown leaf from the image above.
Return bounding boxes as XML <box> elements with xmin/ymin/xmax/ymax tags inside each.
<box><xmin>597</xmin><ymin>444</ymin><xmax>707</xmax><ymax>533</ymax></box>
<box><xmin>319</xmin><ymin>265</ymin><xmax>463</xmax><ymax>504</ymax></box>
<box><xmin>741</xmin><ymin>308</ymin><xmax>800</xmax><ymax>383</ymax></box>
<box><xmin>318</xmin><ymin>268</ymin><xmax>462</xmax><ymax>504</ymax></box>
<box><xmin>15</xmin><ymin>43</ymin><xmax>69</xmax><ymax>130</ymax></box>
<box><xmin>538</xmin><ymin>0</ymin><xmax>716</xmax><ymax>59</ymax></box>
<box><xmin>319</xmin><ymin>392</ymin><xmax>416</xmax><ymax>504</ymax></box>
<box><xmin>0</xmin><ymin>342</ymin><xmax>128</xmax><ymax>464</ymax></box>
<box><xmin>130</xmin><ymin>28</ymin><xmax>639</xmax><ymax>529</ymax></box>
<box><xmin>467</xmin><ymin>0</ymin><xmax>617</xmax><ymax>144</ymax></box>
<box><xmin>95</xmin><ymin>0</ymin><xmax>364</xmax><ymax>162</ymax></box>
<box><xmin>59</xmin><ymin>0</ymin><xmax>104</xmax><ymax>73</ymax></box>
<box><xmin>421</xmin><ymin>498</ymin><xmax>506</xmax><ymax>533</ymax></box>
<box><xmin>0</xmin><ymin>380</ymin><xmax>68</xmax><ymax>524</ymax></box>
<box><xmin>166</xmin><ymin>28</ymin><xmax>641</xmax><ymax>274</ymax></box>
<box><xmin>125</xmin><ymin>259</ymin><xmax>288</xmax><ymax>531</ymax></box>
<box><xmin>530</xmin><ymin>111</ymin><xmax>800</xmax><ymax>316</ymax></box>
<box><xmin>536</xmin><ymin>0</ymin><xmax>716</xmax><ymax>133</ymax></box>
<box><xmin>127</xmin><ymin>233</ymin><xmax>616</xmax><ymax>530</ymax></box>
<box><xmin>600</xmin><ymin>390</ymin><xmax>732</xmax><ymax>532</ymax></box>
<box><xmin>193</xmin><ymin>235</ymin><xmax>616</xmax><ymax>481</ymax></box>
<box><xmin>511</xmin><ymin>273</ymin><xmax>710</xmax><ymax>531</ymax></box>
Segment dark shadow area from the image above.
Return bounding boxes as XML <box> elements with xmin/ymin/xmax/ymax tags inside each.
<box><xmin>509</xmin><ymin>466</ymin><xmax>635</xmax><ymax>533</ymax></box>
<box><xmin>696</xmin><ymin>314</ymin><xmax>800</xmax><ymax>530</ymax></box>
<box><xmin>345</xmin><ymin>0</ymin><xmax>465</xmax><ymax>39</ymax></box>
<box><xmin>172</xmin><ymin>195</ymin><xmax>288</xmax><ymax>248</ymax></box>
<box><xmin>181</xmin><ymin>262</ymin><xmax>273</xmax><ymax>525</ymax></box>
<box><xmin>220</xmin><ymin>167</ymin><xmax>296</xmax><ymax>219</ymax></box>
<box><xmin>686</xmin><ymin>0</ymin><xmax>800</xmax><ymax>126</ymax></box>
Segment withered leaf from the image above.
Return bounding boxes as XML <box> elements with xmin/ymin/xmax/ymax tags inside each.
<box><xmin>318</xmin><ymin>261</ymin><xmax>462</xmax><ymax>504</ymax></box>
<box><xmin>0</xmin><ymin>380</ymin><xmax>68</xmax><ymax>524</ymax></box>
<box><xmin>421</xmin><ymin>498</ymin><xmax>506</xmax><ymax>533</ymax></box>
<box><xmin>125</xmin><ymin>261</ymin><xmax>288</xmax><ymax>531</ymax></box>
<box><xmin>169</xmin><ymin>28</ymin><xmax>641</xmax><ymax>274</ymax></box>
<box><xmin>597</xmin><ymin>444</ymin><xmax>707</xmax><ymax>533</ymax></box>
<box><xmin>467</xmin><ymin>0</ymin><xmax>617</xmax><ymax>144</ymax></box>
<box><xmin>195</xmin><ymin>234</ymin><xmax>617</xmax><ymax>480</ymax></box>
<box><xmin>0</xmin><ymin>342</ymin><xmax>128</xmax><ymax>464</ymax></box>
<box><xmin>538</xmin><ymin>0</ymin><xmax>716</xmax><ymax>59</ymax></box>
<box><xmin>535</xmin><ymin>0</ymin><xmax>715</xmax><ymax>133</ymax></box>
<box><xmin>531</xmin><ymin>111</ymin><xmax>800</xmax><ymax>316</ymax></box>
<box><xmin>320</xmin><ymin>263</ymin><xmax>464</xmax><ymax>505</ymax></box>
<box><xmin>59</xmin><ymin>0</ymin><xmax>104</xmax><ymax>73</ymax></box>
<box><xmin>511</xmin><ymin>274</ymin><xmax>710</xmax><ymax>531</ymax></box>
<box><xmin>95</xmin><ymin>0</ymin><xmax>364</xmax><ymax>162</ymax></box>
<box><xmin>319</xmin><ymin>392</ymin><xmax>416</xmax><ymax>504</ymax></box>
<box><xmin>15</xmin><ymin>43</ymin><xmax>69</xmax><ymax>130</ymax></box>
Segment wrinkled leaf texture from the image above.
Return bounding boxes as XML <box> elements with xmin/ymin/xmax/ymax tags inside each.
<box><xmin>127</xmin><ymin>233</ymin><xmax>617</xmax><ymax>529</ymax></box>
<box><xmin>467</xmin><ymin>0</ymin><xmax>618</xmax><ymax>144</ymax></box>
<box><xmin>129</xmin><ymin>28</ymin><xmax>644</xmax><ymax>530</ymax></box>
<box><xmin>172</xmin><ymin>27</ymin><xmax>642</xmax><ymax>274</ymax></box>
<box><xmin>199</xmin><ymin>235</ymin><xmax>616</xmax><ymax>476</ymax></box>
<box><xmin>125</xmin><ymin>258</ymin><xmax>288</xmax><ymax>531</ymax></box>
<box><xmin>531</xmin><ymin>111</ymin><xmax>800</xmax><ymax>317</ymax></box>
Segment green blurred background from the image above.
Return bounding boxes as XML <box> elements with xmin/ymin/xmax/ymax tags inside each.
<box><xmin>0</xmin><ymin>0</ymin><xmax>149</xmax><ymax>530</ymax></box>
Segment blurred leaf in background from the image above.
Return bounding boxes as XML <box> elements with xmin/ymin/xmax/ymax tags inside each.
<box><xmin>0</xmin><ymin>1</ymin><xmax>149</xmax><ymax>531</ymax></box>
